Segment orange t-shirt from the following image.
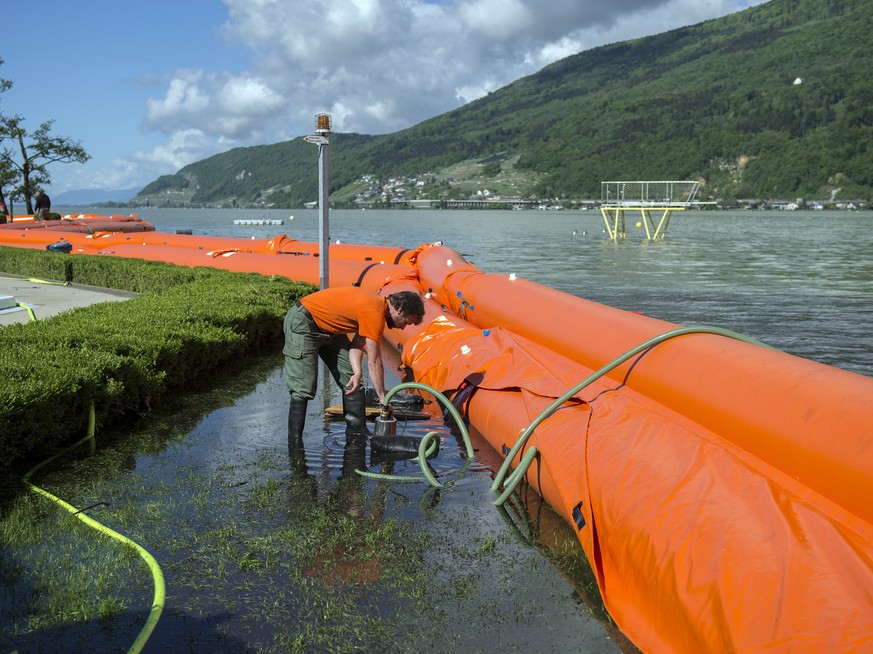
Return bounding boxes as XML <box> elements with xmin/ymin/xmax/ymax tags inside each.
<box><xmin>300</xmin><ymin>287</ymin><xmax>386</xmax><ymax>341</ymax></box>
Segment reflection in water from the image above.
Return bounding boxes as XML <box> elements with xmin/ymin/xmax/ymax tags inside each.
<box><xmin>2</xmin><ymin>352</ymin><xmax>629</xmax><ymax>652</ymax></box>
<box><xmin>286</xmin><ymin>398</ymin><xmax>311</xmax><ymax>484</ymax></box>
<box><xmin>287</xmin><ymin>399</ymin><xmax>396</xmax><ymax>588</ymax></box>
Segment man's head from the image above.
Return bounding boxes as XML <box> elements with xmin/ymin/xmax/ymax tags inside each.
<box><xmin>386</xmin><ymin>291</ymin><xmax>425</xmax><ymax>330</ymax></box>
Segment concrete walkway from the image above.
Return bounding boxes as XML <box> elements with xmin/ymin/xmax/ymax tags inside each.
<box><xmin>0</xmin><ymin>274</ymin><xmax>136</xmax><ymax>326</ymax></box>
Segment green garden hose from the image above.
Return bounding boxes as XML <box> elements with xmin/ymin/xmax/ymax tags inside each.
<box><xmin>491</xmin><ymin>325</ymin><xmax>773</xmax><ymax>505</ymax></box>
<box><xmin>21</xmin><ymin>402</ymin><xmax>166</xmax><ymax>654</ymax></box>
<box><xmin>15</xmin><ymin>302</ymin><xmax>38</xmax><ymax>321</ymax></box>
<box><xmin>356</xmin><ymin>382</ymin><xmax>473</xmax><ymax>487</ymax></box>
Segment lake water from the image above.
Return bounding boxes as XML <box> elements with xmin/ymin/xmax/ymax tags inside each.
<box><xmin>109</xmin><ymin>205</ymin><xmax>873</xmax><ymax>376</ymax></box>
<box><xmin>5</xmin><ymin>205</ymin><xmax>870</xmax><ymax>653</ymax></box>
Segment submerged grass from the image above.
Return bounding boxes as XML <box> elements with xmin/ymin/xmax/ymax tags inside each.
<box><xmin>0</xmin><ymin>493</ymin><xmax>150</xmax><ymax>636</ymax></box>
<box><xmin>1</xmin><ymin>352</ymin><xmax>633</xmax><ymax>653</ymax></box>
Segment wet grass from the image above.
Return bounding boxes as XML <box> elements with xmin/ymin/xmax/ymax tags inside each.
<box><xmin>0</xmin><ymin>492</ymin><xmax>147</xmax><ymax>637</ymax></box>
<box><xmin>1</xmin><ymin>352</ymin><xmax>635</xmax><ymax>653</ymax></box>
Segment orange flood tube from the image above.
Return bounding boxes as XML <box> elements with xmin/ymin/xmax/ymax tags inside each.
<box><xmin>405</xmin><ymin>242</ymin><xmax>873</xmax><ymax>653</ymax></box>
<box><xmin>92</xmin><ymin>243</ymin><xmax>417</xmax><ymax>290</ymax></box>
<box><xmin>0</xmin><ymin>229</ymin><xmax>143</xmax><ymax>251</ymax></box>
<box><xmin>0</xmin><ymin>220</ymin><xmax>415</xmax><ymax>264</ymax></box>
<box><xmin>400</xmin><ymin>317</ymin><xmax>873</xmax><ymax>653</ymax></box>
<box><xmin>415</xmin><ymin>244</ymin><xmax>873</xmax><ymax>526</ymax></box>
<box><xmin>92</xmin><ymin>232</ymin><xmax>414</xmax><ymax>263</ymax></box>
<box><xmin>0</xmin><ymin>214</ymin><xmax>154</xmax><ymax>234</ymax></box>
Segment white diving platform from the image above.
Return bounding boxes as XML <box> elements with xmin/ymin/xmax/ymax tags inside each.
<box><xmin>600</xmin><ymin>180</ymin><xmax>701</xmax><ymax>240</ymax></box>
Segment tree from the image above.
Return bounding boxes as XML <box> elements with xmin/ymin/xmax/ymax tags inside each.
<box><xmin>0</xmin><ymin>58</ymin><xmax>14</xmax><ymax>210</ymax></box>
<box><xmin>0</xmin><ymin>116</ymin><xmax>91</xmax><ymax>213</ymax></box>
<box><xmin>0</xmin><ymin>57</ymin><xmax>90</xmax><ymax>215</ymax></box>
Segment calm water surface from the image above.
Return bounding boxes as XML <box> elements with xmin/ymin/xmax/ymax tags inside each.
<box><xmin>124</xmin><ymin>205</ymin><xmax>873</xmax><ymax>376</ymax></box>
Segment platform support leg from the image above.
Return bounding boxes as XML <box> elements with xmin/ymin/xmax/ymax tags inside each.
<box><xmin>652</xmin><ymin>208</ymin><xmax>673</xmax><ymax>240</ymax></box>
<box><xmin>601</xmin><ymin>208</ymin><xmax>626</xmax><ymax>240</ymax></box>
<box><xmin>637</xmin><ymin>208</ymin><xmax>675</xmax><ymax>240</ymax></box>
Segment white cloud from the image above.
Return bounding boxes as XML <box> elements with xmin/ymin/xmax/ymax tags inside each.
<box><xmin>144</xmin><ymin>71</ymin><xmax>211</xmax><ymax>128</ymax></box>
<box><xmin>84</xmin><ymin>130</ymin><xmax>236</xmax><ymax>192</ymax></box>
<box><xmin>136</xmin><ymin>129</ymin><xmax>234</xmax><ymax>171</ymax></box>
<box><xmin>143</xmin><ymin>70</ymin><xmax>284</xmax><ymax>138</ymax></box>
<box><xmin>458</xmin><ymin>0</ymin><xmax>532</xmax><ymax>39</ymax></box>
<box><xmin>113</xmin><ymin>0</ymin><xmax>770</xmax><ymax>191</ymax></box>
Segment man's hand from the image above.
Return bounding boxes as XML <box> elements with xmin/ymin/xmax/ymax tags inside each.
<box><xmin>344</xmin><ymin>372</ymin><xmax>362</xmax><ymax>394</ymax></box>
<box><xmin>379</xmin><ymin>402</ymin><xmax>394</xmax><ymax>418</ymax></box>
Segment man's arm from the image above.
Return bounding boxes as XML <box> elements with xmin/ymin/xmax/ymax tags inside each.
<box><xmin>364</xmin><ymin>337</ymin><xmax>386</xmax><ymax>403</ymax></box>
<box><xmin>346</xmin><ymin>337</ymin><xmax>365</xmax><ymax>394</ymax></box>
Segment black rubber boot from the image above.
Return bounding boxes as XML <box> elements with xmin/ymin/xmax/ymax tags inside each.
<box><xmin>342</xmin><ymin>388</ymin><xmax>371</xmax><ymax>437</ymax></box>
<box><xmin>341</xmin><ymin>433</ymin><xmax>367</xmax><ymax>479</ymax></box>
<box><xmin>287</xmin><ymin>397</ymin><xmax>309</xmax><ymax>476</ymax></box>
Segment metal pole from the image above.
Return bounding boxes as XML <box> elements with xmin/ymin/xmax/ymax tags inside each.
<box><xmin>318</xmin><ymin>141</ymin><xmax>329</xmax><ymax>289</ymax></box>
<box><xmin>304</xmin><ymin>121</ymin><xmax>332</xmax><ymax>290</ymax></box>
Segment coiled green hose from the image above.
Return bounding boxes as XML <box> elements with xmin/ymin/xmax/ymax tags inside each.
<box><xmin>21</xmin><ymin>402</ymin><xmax>165</xmax><ymax>654</ymax></box>
<box><xmin>491</xmin><ymin>325</ymin><xmax>773</xmax><ymax>505</ymax></box>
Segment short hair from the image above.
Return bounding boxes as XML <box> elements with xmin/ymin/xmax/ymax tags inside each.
<box><xmin>388</xmin><ymin>291</ymin><xmax>425</xmax><ymax>325</ymax></box>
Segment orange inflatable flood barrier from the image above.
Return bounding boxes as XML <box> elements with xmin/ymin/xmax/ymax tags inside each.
<box><xmin>0</xmin><ymin>218</ymin><xmax>416</xmax><ymax>264</ymax></box>
<box><xmin>1</xmin><ymin>216</ymin><xmax>871</xmax><ymax>652</ymax></box>
<box><xmin>92</xmin><ymin>243</ymin><xmax>417</xmax><ymax>290</ymax></box>
<box><xmin>404</xmin><ymin>244</ymin><xmax>873</xmax><ymax>653</ymax></box>
<box><xmin>0</xmin><ymin>213</ymin><xmax>154</xmax><ymax>234</ymax></box>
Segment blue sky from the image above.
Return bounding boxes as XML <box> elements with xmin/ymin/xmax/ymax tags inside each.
<box><xmin>1</xmin><ymin>0</ymin><xmax>769</xmax><ymax>196</ymax></box>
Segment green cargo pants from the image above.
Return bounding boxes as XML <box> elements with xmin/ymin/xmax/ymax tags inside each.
<box><xmin>283</xmin><ymin>302</ymin><xmax>355</xmax><ymax>401</ymax></box>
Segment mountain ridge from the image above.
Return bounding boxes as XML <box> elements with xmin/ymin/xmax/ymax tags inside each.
<box><xmin>54</xmin><ymin>187</ymin><xmax>143</xmax><ymax>206</ymax></box>
<box><xmin>133</xmin><ymin>0</ymin><xmax>873</xmax><ymax>209</ymax></box>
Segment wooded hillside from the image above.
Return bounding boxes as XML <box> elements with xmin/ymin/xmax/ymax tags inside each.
<box><xmin>134</xmin><ymin>0</ymin><xmax>872</xmax><ymax>208</ymax></box>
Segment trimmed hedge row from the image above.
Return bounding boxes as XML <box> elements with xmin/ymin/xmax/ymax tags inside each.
<box><xmin>0</xmin><ymin>246</ymin><xmax>315</xmax><ymax>467</ymax></box>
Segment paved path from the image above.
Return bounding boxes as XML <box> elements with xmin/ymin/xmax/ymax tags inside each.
<box><xmin>0</xmin><ymin>274</ymin><xmax>136</xmax><ymax>326</ymax></box>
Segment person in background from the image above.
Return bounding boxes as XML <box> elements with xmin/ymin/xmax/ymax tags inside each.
<box><xmin>0</xmin><ymin>199</ymin><xmax>8</xmax><ymax>224</ymax></box>
<box><xmin>34</xmin><ymin>189</ymin><xmax>51</xmax><ymax>220</ymax></box>
<box><xmin>283</xmin><ymin>287</ymin><xmax>425</xmax><ymax>443</ymax></box>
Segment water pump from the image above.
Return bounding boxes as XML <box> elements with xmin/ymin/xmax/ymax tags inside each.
<box><xmin>374</xmin><ymin>403</ymin><xmax>397</xmax><ymax>438</ymax></box>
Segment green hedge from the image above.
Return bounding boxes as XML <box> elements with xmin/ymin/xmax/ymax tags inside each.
<box><xmin>0</xmin><ymin>246</ymin><xmax>315</xmax><ymax>467</ymax></box>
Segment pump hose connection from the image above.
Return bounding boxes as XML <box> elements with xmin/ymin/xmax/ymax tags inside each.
<box><xmin>490</xmin><ymin>325</ymin><xmax>774</xmax><ymax>506</ymax></box>
<box><xmin>356</xmin><ymin>382</ymin><xmax>474</xmax><ymax>487</ymax></box>
<box><xmin>21</xmin><ymin>401</ymin><xmax>165</xmax><ymax>654</ymax></box>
